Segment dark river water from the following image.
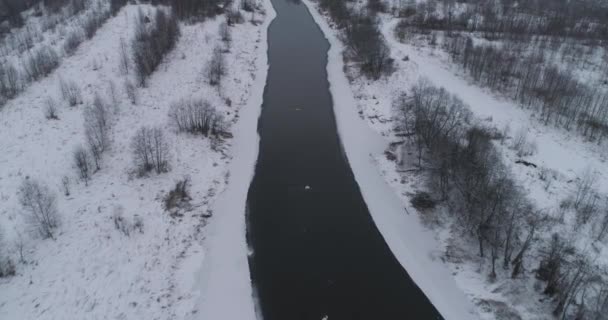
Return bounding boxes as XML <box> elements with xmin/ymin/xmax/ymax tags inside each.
<box><xmin>245</xmin><ymin>0</ymin><xmax>444</xmax><ymax>319</ymax></box>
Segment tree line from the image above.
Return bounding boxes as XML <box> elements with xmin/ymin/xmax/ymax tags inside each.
<box><xmin>398</xmin><ymin>79</ymin><xmax>608</xmax><ymax>319</ymax></box>
<box><xmin>317</xmin><ymin>0</ymin><xmax>393</xmax><ymax>79</ymax></box>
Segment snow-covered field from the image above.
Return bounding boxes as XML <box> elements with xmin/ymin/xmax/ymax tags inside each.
<box><xmin>0</xmin><ymin>2</ymin><xmax>271</xmax><ymax>319</ymax></box>
<box><xmin>303</xmin><ymin>0</ymin><xmax>608</xmax><ymax>319</ymax></box>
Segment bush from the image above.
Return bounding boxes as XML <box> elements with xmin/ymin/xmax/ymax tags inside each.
<box><xmin>59</xmin><ymin>77</ymin><xmax>83</xmax><ymax>106</ymax></box>
<box><xmin>131</xmin><ymin>126</ymin><xmax>171</xmax><ymax>175</ymax></box>
<box><xmin>44</xmin><ymin>97</ymin><xmax>59</xmax><ymax>120</ymax></box>
<box><xmin>132</xmin><ymin>8</ymin><xmax>180</xmax><ymax>86</ymax></box>
<box><xmin>168</xmin><ymin>98</ymin><xmax>225</xmax><ymax>136</ymax></box>
<box><xmin>23</xmin><ymin>46</ymin><xmax>60</xmax><ymax>82</ymax></box>
<box><xmin>19</xmin><ymin>179</ymin><xmax>60</xmax><ymax>239</ymax></box>
<box><xmin>112</xmin><ymin>206</ymin><xmax>143</xmax><ymax>236</ymax></box>
<box><xmin>164</xmin><ymin>177</ymin><xmax>191</xmax><ymax>210</ymax></box>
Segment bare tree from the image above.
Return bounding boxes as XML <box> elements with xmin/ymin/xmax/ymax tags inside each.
<box><xmin>131</xmin><ymin>126</ymin><xmax>171</xmax><ymax>175</ymax></box>
<box><xmin>19</xmin><ymin>179</ymin><xmax>60</xmax><ymax>239</ymax></box>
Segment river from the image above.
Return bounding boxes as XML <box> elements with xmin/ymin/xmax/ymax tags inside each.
<box><xmin>245</xmin><ymin>0</ymin><xmax>444</xmax><ymax>319</ymax></box>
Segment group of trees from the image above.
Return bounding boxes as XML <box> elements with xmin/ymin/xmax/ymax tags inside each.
<box><xmin>72</xmin><ymin>90</ymin><xmax>113</xmax><ymax>185</ymax></box>
<box><xmin>442</xmin><ymin>36</ymin><xmax>608</xmax><ymax>143</ymax></box>
<box><xmin>317</xmin><ymin>0</ymin><xmax>393</xmax><ymax>79</ymax></box>
<box><xmin>398</xmin><ymin>79</ymin><xmax>608</xmax><ymax>318</ymax></box>
<box><xmin>0</xmin><ymin>0</ymin><xmax>112</xmax><ymax>108</ymax></box>
<box><xmin>152</xmin><ymin>0</ymin><xmax>225</xmax><ymax>21</ymax></box>
<box><xmin>131</xmin><ymin>7</ymin><xmax>180</xmax><ymax>86</ymax></box>
<box><xmin>398</xmin><ymin>0</ymin><xmax>608</xmax><ymax>41</ymax></box>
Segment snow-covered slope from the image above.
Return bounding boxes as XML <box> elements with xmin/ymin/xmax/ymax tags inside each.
<box><xmin>0</xmin><ymin>3</ymin><xmax>269</xmax><ymax>319</ymax></box>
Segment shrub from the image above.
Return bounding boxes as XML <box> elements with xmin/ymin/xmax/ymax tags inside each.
<box><xmin>164</xmin><ymin>177</ymin><xmax>191</xmax><ymax>210</ymax></box>
<box><xmin>44</xmin><ymin>97</ymin><xmax>59</xmax><ymax>120</ymax></box>
<box><xmin>23</xmin><ymin>46</ymin><xmax>60</xmax><ymax>82</ymax></box>
<box><xmin>19</xmin><ymin>179</ymin><xmax>60</xmax><ymax>239</ymax></box>
<box><xmin>168</xmin><ymin>98</ymin><xmax>225</xmax><ymax>136</ymax></box>
<box><xmin>59</xmin><ymin>77</ymin><xmax>83</xmax><ymax>106</ymax></box>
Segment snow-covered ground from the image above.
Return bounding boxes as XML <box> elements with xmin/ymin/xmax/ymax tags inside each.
<box><xmin>0</xmin><ymin>2</ymin><xmax>270</xmax><ymax>319</ymax></box>
<box><xmin>303</xmin><ymin>0</ymin><xmax>608</xmax><ymax>319</ymax></box>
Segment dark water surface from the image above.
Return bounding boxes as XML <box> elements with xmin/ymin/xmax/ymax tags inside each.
<box><xmin>245</xmin><ymin>0</ymin><xmax>444</xmax><ymax>319</ymax></box>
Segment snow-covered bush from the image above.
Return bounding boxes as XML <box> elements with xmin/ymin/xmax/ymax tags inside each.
<box><xmin>168</xmin><ymin>98</ymin><xmax>225</xmax><ymax>136</ymax></box>
<box><xmin>511</xmin><ymin>126</ymin><xmax>537</xmax><ymax>157</ymax></box>
<box><xmin>59</xmin><ymin>77</ymin><xmax>82</xmax><ymax>106</ymax></box>
<box><xmin>112</xmin><ymin>206</ymin><xmax>144</xmax><ymax>237</ymax></box>
<box><xmin>19</xmin><ymin>178</ymin><xmax>60</xmax><ymax>239</ymax></box>
<box><xmin>44</xmin><ymin>96</ymin><xmax>59</xmax><ymax>120</ymax></box>
<box><xmin>131</xmin><ymin>126</ymin><xmax>171</xmax><ymax>175</ymax></box>
<box><xmin>164</xmin><ymin>177</ymin><xmax>191</xmax><ymax>211</ymax></box>
<box><xmin>23</xmin><ymin>46</ymin><xmax>60</xmax><ymax>82</ymax></box>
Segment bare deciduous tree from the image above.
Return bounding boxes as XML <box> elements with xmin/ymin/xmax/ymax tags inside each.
<box><xmin>131</xmin><ymin>126</ymin><xmax>171</xmax><ymax>175</ymax></box>
<box><xmin>73</xmin><ymin>145</ymin><xmax>90</xmax><ymax>185</ymax></box>
<box><xmin>19</xmin><ymin>179</ymin><xmax>60</xmax><ymax>239</ymax></box>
